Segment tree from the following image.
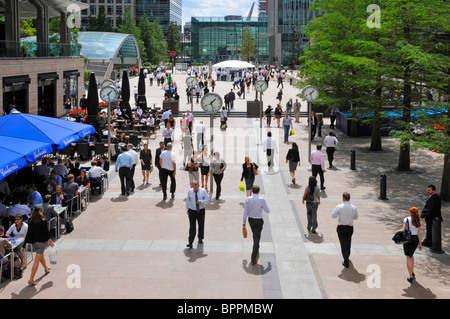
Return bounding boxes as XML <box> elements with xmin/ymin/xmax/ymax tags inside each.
<box><xmin>241</xmin><ymin>26</ymin><xmax>257</xmax><ymax>62</ymax></box>
<box><xmin>87</xmin><ymin>5</ymin><xmax>114</xmax><ymax>32</ymax></box>
<box><xmin>166</xmin><ymin>21</ymin><xmax>181</xmax><ymax>54</ymax></box>
<box><xmin>117</xmin><ymin>8</ymin><xmax>146</xmax><ymax>62</ymax></box>
<box><xmin>143</xmin><ymin>18</ymin><xmax>167</xmax><ymax>65</ymax></box>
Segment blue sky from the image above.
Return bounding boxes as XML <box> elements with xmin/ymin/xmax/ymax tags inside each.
<box><xmin>182</xmin><ymin>0</ymin><xmax>259</xmax><ymax>26</ymax></box>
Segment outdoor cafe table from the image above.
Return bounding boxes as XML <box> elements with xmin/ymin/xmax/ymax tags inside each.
<box><xmin>53</xmin><ymin>204</ymin><xmax>67</xmax><ymax>238</ymax></box>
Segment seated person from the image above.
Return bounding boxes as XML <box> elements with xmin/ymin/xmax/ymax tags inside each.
<box><xmin>117</xmin><ymin>133</ymin><xmax>128</xmax><ymax>145</ymax></box>
<box><xmin>0</xmin><ymin>192</ymin><xmax>8</xmax><ymax>219</ymax></box>
<box><xmin>46</xmin><ymin>170</ymin><xmax>63</xmax><ymax>194</ymax></box>
<box><xmin>68</xmin><ymin>161</ymin><xmax>81</xmax><ymax>179</ymax></box>
<box><xmin>5</xmin><ymin>214</ymin><xmax>28</xmax><ymax>268</ymax></box>
<box><xmin>63</xmin><ymin>174</ymin><xmax>79</xmax><ymax>200</ymax></box>
<box><xmin>98</xmin><ymin>156</ymin><xmax>110</xmax><ymax>172</ymax></box>
<box><xmin>0</xmin><ymin>225</ymin><xmax>12</xmax><ymax>266</ymax></box>
<box><xmin>27</xmin><ymin>184</ymin><xmax>43</xmax><ymax>208</ymax></box>
<box><xmin>75</xmin><ymin>169</ymin><xmax>91</xmax><ymax>189</ymax></box>
<box><xmin>50</xmin><ymin>185</ymin><xmax>69</xmax><ymax>207</ymax></box>
<box><xmin>7</xmin><ymin>198</ymin><xmax>31</xmax><ymax>220</ymax></box>
<box><xmin>52</xmin><ymin>158</ymin><xmax>69</xmax><ymax>177</ymax></box>
<box><xmin>33</xmin><ymin>158</ymin><xmax>50</xmax><ymax>177</ymax></box>
<box><xmin>42</xmin><ymin>195</ymin><xmax>58</xmax><ymax>221</ymax></box>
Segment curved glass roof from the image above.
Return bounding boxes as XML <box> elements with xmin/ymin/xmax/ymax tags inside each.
<box><xmin>77</xmin><ymin>32</ymin><xmax>139</xmax><ymax>60</ymax></box>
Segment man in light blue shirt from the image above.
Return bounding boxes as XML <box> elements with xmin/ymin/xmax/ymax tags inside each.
<box><xmin>185</xmin><ymin>182</ymin><xmax>210</xmax><ymax>249</ymax></box>
<box><xmin>242</xmin><ymin>185</ymin><xmax>270</xmax><ymax>265</ymax></box>
<box><xmin>115</xmin><ymin>148</ymin><xmax>133</xmax><ymax>196</ymax></box>
<box><xmin>27</xmin><ymin>184</ymin><xmax>43</xmax><ymax>208</ymax></box>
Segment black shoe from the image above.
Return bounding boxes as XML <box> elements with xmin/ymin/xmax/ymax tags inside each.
<box><xmin>163</xmin><ymin>195</ymin><xmax>167</xmax><ymax>200</ymax></box>
<box><xmin>407</xmin><ymin>277</ymin><xmax>414</xmax><ymax>283</ymax></box>
<box><xmin>342</xmin><ymin>261</ymin><xmax>349</xmax><ymax>268</ymax></box>
<box><xmin>312</xmin><ymin>230</ymin><xmax>317</xmax><ymax>234</ymax></box>
<box><xmin>198</xmin><ymin>239</ymin><xmax>203</xmax><ymax>244</ymax></box>
<box><xmin>171</xmin><ymin>193</ymin><xmax>175</xmax><ymax>199</ymax></box>
<box><xmin>321</xmin><ymin>187</ymin><xmax>326</xmax><ymax>190</ymax></box>
<box><xmin>186</xmin><ymin>243</ymin><xmax>192</xmax><ymax>249</ymax></box>
<box><xmin>251</xmin><ymin>260</ymin><xmax>257</xmax><ymax>265</ymax></box>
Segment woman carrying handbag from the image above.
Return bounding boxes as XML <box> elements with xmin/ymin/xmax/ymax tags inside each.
<box><xmin>240</xmin><ymin>156</ymin><xmax>259</xmax><ymax>197</ymax></box>
<box><xmin>397</xmin><ymin>206</ymin><xmax>422</xmax><ymax>283</ymax></box>
<box><xmin>302</xmin><ymin>176</ymin><xmax>320</xmax><ymax>233</ymax></box>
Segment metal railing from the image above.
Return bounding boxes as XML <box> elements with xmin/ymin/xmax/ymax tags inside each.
<box><xmin>0</xmin><ymin>40</ymin><xmax>81</xmax><ymax>58</ymax></box>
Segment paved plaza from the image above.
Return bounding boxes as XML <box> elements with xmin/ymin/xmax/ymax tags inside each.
<box><xmin>1</xmin><ymin>68</ymin><xmax>449</xmax><ymax>300</ymax></box>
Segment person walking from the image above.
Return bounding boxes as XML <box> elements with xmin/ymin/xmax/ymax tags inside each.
<box><xmin>195</xmin><ymin>121</ymin><xmax>206</xmax><ymax>152</ymax></box>
<box><xmin>210</xmin><ymin>152</ymin><xmax>226</xmax><ymax>200</ymax></box>
<box><xmin>286</xmin><ymin>98</ymin><xmax>293</xmax><ymax>117</ymax></box>
<box><xmin>293</xmin><ymin>99</ymin><xmax>301</xmax><ymax>123</ymax></box>
<box><xmin>264</xmin><ymin>131</ymin><xmax>278</xmax><ymax>173</ymax></box>
<box><xmin>282</xmin><ymin>111</ymin><xmax>293</xmax><ymax>143</ymax></box>
<box><xmin>154</xmin><ymin>141</ymin><xmax>165</xmax><ymax>187</ymax></box>
<box><xmin>310</xmin><ymin>111</ymin><xmax>318</xmax><ymax>141</ymax></box>
<box><xmin>330</xmin><ymin>107</ymin><xmax>339</xmax><ymax>129</ymax></box>
<box><xmin>311</xmin><ymin>144</ymin><xmax>326</xmax><ymax>190</ymax></box>
<box><xmin>140</xmin><ymin>143</ymin><xmax>152</xmax><ymax>184</ymax></box>
<box><xmin>274</xmin><ymin>104</ymin><xmax>283</xmax><ymax>128</ymax></box>
<box><xmin>242</xmin><ymin>185</ymin><xmax>270</xmax><ymax>265</ymax></box>
<box><xmin>127</xmin><ymin>143</ymin><xmax>139</xmax><ymax>192</ymax></box>
<box><xmin>220</xmin><ymin>107</ymin><xmax>228</xmax><ymax>130</ymax></box>
<box><xmin>323</xmin><ymin>131</ymin><xmax>339</xmax><ymax>169</ymax></box>
<box><xmin>200</xmin><ymin>146</ymin><xmax>210</xmax><ymax>191</ymax></box>
<box><xmin>229</xmin><ymin>89</ymin><xmax>236</xmax><ymax>109</ymax></box>
<box><xmin>240</xmin><ymin>156</ymin><xmax>259</xmax><ymax>197</ymax></box>
<box><xmin>185</xmin><ymin>182</ymin><xmax>210</xmax><ymax>249</ymax></box>
<box><xmin>397</xmin><ymin>206</ymin><xmax>422</xmax><ymax>283</ymax></box>
<box><xmin>264</xmin><ymin>105</ymin><xmax>273</xmax><ymax>127</ymax></box>
<box><xmin>302</xmin><ymin>176</ymin><xmax>321</xmax><ymax>233</ymax></box>
<box><xmin>24</xmin><ymin>205</ymin><xmax>55</xmax><ymax>286</ymax></box>
<box><xmin>159</xmin><ymin>143</ymin><xmax>177</xmax><ymax>200</ymax></box>
<box><xmin>162</xmin><ymin>123</ymin><xmax>174</xmax><ymax>146</ymax></box>
<box><xmin>115</xmin><ymin>147</ymin><xmax>133</xmax><ymax>196</ymax></box>
<box><xmin>420</xmin><ymin>184</ymin><xmax>443</xmax><ymax>247</ymax></box>
<box><xmin>187</xmin><ymin>151</ymin><xmax>201</xmax><ymax>188</ymax></box>
<box><xmin>286</xmin><ymin>142</ymin><xmax>301</xmax><ymax>184</ymax></box>
<box><xmin>331</xmin><ymin>192</ymin><xmax>358</xmax><ymax>268</ymax></box>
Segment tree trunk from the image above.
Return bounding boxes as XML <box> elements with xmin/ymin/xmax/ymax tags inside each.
<box><xmin>370</xmin><ymin>113</ymin><xmax>382</xmax><ymax>151</ymax></box>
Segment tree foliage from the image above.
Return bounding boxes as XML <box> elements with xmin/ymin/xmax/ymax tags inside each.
<box><xmin>241</xmin><ymin>26</ymin><xmax>257</xmax><ymax>62</ymax></box>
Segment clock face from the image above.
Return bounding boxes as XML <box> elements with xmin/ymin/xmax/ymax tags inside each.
<box><xmin>302</xmin><ymin>85</ymin><xmax>319</xmax><ymax>102</ymax></box>
<box><xmin>101</xmin><ymin>79</ymin><xmax>115</xmax><ymax>88</ymax></box>
<box><xmin>201</xmin><ymin>93</ymin><xmax>223</xmax><ymax>114</ymax></box>
<box><xmin>100</xmin><ymin>85</ymin><xmax>118</xmax><ymax>103</ymax></box>
<box><xmin>186</xmin><ymin>76</ymin><xmax>198</xmax><ymax>88</ymax></box>
<box><xmin>255</xmin><ymin>80</ymin><xmax>268</xmax><ymax>93</ymax></box>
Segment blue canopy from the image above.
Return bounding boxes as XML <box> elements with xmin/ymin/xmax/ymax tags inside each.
<box><xmin>0</xmin><ymin>113</ymin><xmax>96</xmax><ymax>151</ymax></box>
<box><xmin>0</xmin><ymin>136</ymin><xmax>53</xmax><ymax>180</ymax></box>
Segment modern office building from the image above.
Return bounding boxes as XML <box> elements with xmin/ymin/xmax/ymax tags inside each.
<box><xmin>80</xmin><ymin>0</ymin><xmax>182</xmax><ymax>34</ymax></box>
<box><xmin>190</xmin><ymin>16</ymin><xmax>269</xmax><ymax>64</ymax></box>
<box><xmin>0</xmin><ymin>0</ymin><xmax>87</xmax><ymax>117</ymax></box>
<box><xmin>266</xmin><ymin>0</ymin><xmax>319</xmax><ymax>66</ymax></box>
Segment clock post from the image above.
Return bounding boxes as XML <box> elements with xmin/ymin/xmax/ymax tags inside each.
<box><xmin>301</xmin><ymin>85</ymin><xmax>319</xmax><ymax>163</ymax></box>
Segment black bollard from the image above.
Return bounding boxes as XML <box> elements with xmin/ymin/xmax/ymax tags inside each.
<box><xmin>379</xmin><ymin>173</ymin><xmax>388</xmax><ymax>200</ymax></box>
<box><xmin>431</xmin><ymin>217</ymin><xmax>445</xmax><ymax>254</ymax></box>
<box><xmin>350</xmin><ymin>149</ymin><xmax>356</xmax><ymax>170</ymax></box>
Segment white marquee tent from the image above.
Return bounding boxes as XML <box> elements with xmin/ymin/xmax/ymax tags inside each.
<box><xmin>212</xmin><ymin>60</ymin><xmax>255</xmax><ymax>70</ymax></box>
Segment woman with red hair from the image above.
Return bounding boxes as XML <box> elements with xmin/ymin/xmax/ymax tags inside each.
<box><xmin>397</xmin><ymin>206</ymin><xmax>422</xmax><ymax>283</ymax></box>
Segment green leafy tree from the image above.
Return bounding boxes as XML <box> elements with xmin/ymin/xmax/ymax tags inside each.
<box><xmin>241</xmin><ymin>26</ymin><xmax>257</xmax><ymax>62</ymax></box>
<box><xmin>87</xmin><ymin>5</ymin><xmax>114</xmax><ymax>32</ymax></box>
<box><xmin>117</xmin><ymin>8</ymin><xmax>146</xmax><ymax>63</ymax></box>
<box><xmin>166</xmin><ymin>21</ymin><xmax>181</xmax><ymax>54</ymax></box>
<box><xmin>146</xmin><ymin>18</ymin><xmax>167</xmax><ymax>65</ymax></box>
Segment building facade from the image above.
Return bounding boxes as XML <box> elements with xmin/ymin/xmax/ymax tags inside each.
<box><xmin>190</xmin><ymin>16</ymin><xmax>269</xmax><ymax>64</ymax></box>
<box><xmin>80</xmin><ymin>0</ymin><xmax>182</xmax><ymax>34</ymax></box>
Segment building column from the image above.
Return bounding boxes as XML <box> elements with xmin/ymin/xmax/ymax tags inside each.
<box><xmin>59</xmin><ymin>11</ymin><xmax>72</xmax><ymax>56</ymax></box>
<box><xmin>32</xmin><ymin>0</ymin><xmax>50</xmax><ymax>57</ymax></box>
<box><xmin>4</xmin><ymin>0</ymin><xmax>20</xmax><ymax>57</ymax></box>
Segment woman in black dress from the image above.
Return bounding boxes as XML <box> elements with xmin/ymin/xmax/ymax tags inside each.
<box><xmin>240</xmin><ymin>156</ymin><xmax>259</xmax><ymax>197</ymax></box>
<box><xmin>140</xmin><ymin>143</ymin><xmax>152</xmax><ymax>184</ymax></box>
<box><xmin>286</xmin><ymin>142</ymin><xmax>301</xmax><ymax>185</ymax></box>
<box><xmin>397</xmin><ymin>206</ymin><xmax>422</xmax><ymax>283</ymax></box>
<box><xmin>274</xmin><ymin>104</ymin><xmax>283</xmax><ymax>127</ymax></box>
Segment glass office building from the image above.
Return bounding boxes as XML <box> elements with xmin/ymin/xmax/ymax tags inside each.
<box><xmin>190</xmin><ymin>16</ymin><xmax>269</xmax><ymax>64</ymax></box>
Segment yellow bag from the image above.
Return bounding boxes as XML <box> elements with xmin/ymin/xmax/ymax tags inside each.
<box><xmin>290</xmin><ymin>129</ymin><xmax>295</xmax><ymax>135</ymax></box>
<box><xmin>239</xmin><ymin>181</ymin><xmax>245</xmax><ymax>192</ymax></box>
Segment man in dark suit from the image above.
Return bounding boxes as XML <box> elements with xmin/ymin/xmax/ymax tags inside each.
<box><xmin>154</xmin><ymin>141</ymin><xmax>166</xmax><ymax>187</ymax></box>
<box><xmin>228</xmin><ymin>89</ymin><xmax>236</xmax><ymax>109</ymax></box>
<box><xmin>310</xmin><ymin>111</ymin><xmax>318</xmax><ymax>141</ymax></box>
<box><xmin>98</xmin><ymin>156</ymin><xmax>110</xmax><ymax>172</ymax></box>
<box><xmin>50</xmin><ymin>185</ymin><xmax>68</xmax><ymax>207</ymax></box>
<box><xmin>421</xmin><ymin>185</ymin><xmax>443</xmax><ymax>247</ymax></box>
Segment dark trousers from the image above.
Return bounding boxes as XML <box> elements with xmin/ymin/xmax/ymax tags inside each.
<box><xmin>157</xmin><ymin>166</ymin><xmax>163</xmax><ymax>186</ymax></box>
<box><xmin>213</xmin><ymin>173</ymin><xmax>224</xmax><ymax>199</ymax></box>
<box><xmin>119</xmin><ymin>166</ymin><xmax>131</xmax><ymax>195</ymax></box>
<box><xmin>423</xmin><ymin>217</ymin><xmax>433</xmax><ymax>244</ymax></box>
<box><xmin>187</xmin><ymin>94</ymin><xmax>191</xmax><ymax>103</ymax></box>
<box><xmin>330</xmin><ymin>116</ymin><xmax>336</xmax><ymax>128</ymax></box>
<box><xmin>326</xmin><ymin>147</ymin><xmax>335</xmax><ymax>168</ymax></box>
<box><xmin>129</xmin><ymin>164</ymin><xmax>136</xmax><ymax>191</ymax></box>
<box><xmin>161</xmin><ymin>168</ymin><xmax>176</xmax><ymax>197</ymax></box>
<box><xmin>311</xmin><ymin>125</ymin><xmax>317</xmax><ymax>140</ymax></box>
<box><xmin>249</xmin><ymin>218</ymin><xmax>264</xmax><ymax>262</ymax></box>
<box><xmin>337</xmin><ymin>225</ymin><xmax>354</xmax><ymax>265</ymax></box>
<box><xmin>188</xmin><ymin>209</ymin><xmax>205</xmax><ymax>244</ymax></box>
<box><xmin>311</xmin><ymin>164</ymin><xmax>325</xmax><ymax>189</ymax></box>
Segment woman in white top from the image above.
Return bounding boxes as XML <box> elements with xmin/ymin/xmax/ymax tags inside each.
<box><xmin>397</xmin><ymin>206</ymin><xmax>422</xmax><ymax>283</ymax></box>
<box><xmin>6</xmin><ymin>214</ymin><xmax>28</xmax><ymax>267</ymax></box>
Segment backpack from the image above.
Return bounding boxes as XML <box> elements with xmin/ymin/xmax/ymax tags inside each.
<box><xmin>65</xmin><ymin>218</ymin><xmax>74</xmax><ymax>233</ymax></box>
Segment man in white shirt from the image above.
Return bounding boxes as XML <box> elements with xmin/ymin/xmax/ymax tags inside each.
<box><xmin>310</xmin><ymin>144</ymin><xmax>326</xmax><ymax>190</ymax></box>
<box><xmin>323</xmin><ymin>131</ymin><xmax>339</xmax><ymax>169</ymax></box>
<box><xmin>127</xmin><ymin>143</ymin><xmax>139</xmax><ymax>192</ymax></box>
<box><xmin>242</xmin><ymin>185</ymin><xmax>270</xmax><ymax>265</ymax></box>
<box><xmin>159</xmin><ymin>143</ymin><xmax>176</xmax><ymax>200</ymax></box>
<box><xmin>185</xmin><ymin>182</ymin><xmax>210</xmax><ymax>248</ymax></box>
<box><xmin>331</xmin><ymin>192</ymin><xmax>358</xmax><ymax>268</ymax></box>
<box><xmin>162</xmin><ymin>123</ymin><xmax>174</xmax><ymax>146</ymax></box>
<box><xmin>263</xmin><ymin>131</ymin><xmax>278</xmax><ymax>173</ymax></box>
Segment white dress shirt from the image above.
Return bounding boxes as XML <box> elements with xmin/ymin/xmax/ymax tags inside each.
<box><xmin>242</xmin><ymin>194</ymin><xmax>271</xmax><ymax>224</ymax></box>
<box><xmin>128</xmin><ymin>149</ymin><xmax>139</xmax><ymax>165</ymax></box>
<box><xmin>264</xmin><ymin>137</ymin><xmax>278</xmax><ymax>151</ymax></box>
<box><xmin>89</xmin><ymin>166</ymin><xmax>106</xmax><ymax>179</ymax></box>
<box><xmin>324</xmin><ymin>135</ymin><xmax>339</xmax><ymax>148</ymax></box>
<box><xmin>331</xmin><ymin>201</ymin><xmax>358</xmax><ymax>226</ymax></box>
<box><xmin>160</xmin><ymin>150</ymin><xmax>176</xmax><ymax>171</ymax></box>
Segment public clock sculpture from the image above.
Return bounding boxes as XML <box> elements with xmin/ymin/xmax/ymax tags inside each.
<box><xmin>99</xmin><ymin>85</ymin><xmax>119</xmax><ymax>103</ymax></box>
<box><xmin>101</xmin><ymin>79</ymin><xmax>115</xmax><ymax>88</ymax></box>
<box><xmin>301</xmin><ymin>85</ymin><xmax>319</xmax><ymax>102</ymax></box>
<box><xmin>255</xmin><ymin>80</ymin><xmax>268</xmax><ymax>93</ymax></box>
<box><xmin>201</xmin><ymin>93</ymin><xmax>223</xmax><ymax>114</ymax></box>
<box><xmin>186</xmin><ymin>76</ymin><xmax>198</xmax><ymax>88</ymax></box>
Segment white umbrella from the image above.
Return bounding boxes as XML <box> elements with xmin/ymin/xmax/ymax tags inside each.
<box><xmin>212</xmin><ymin>60</ymin><xmax>255</xmax><ymax>69</ymax></box>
